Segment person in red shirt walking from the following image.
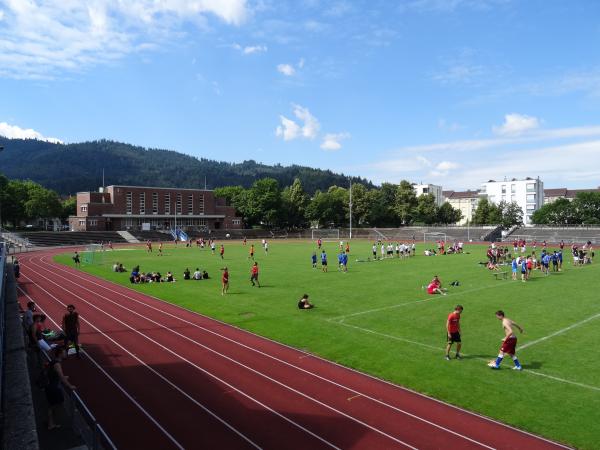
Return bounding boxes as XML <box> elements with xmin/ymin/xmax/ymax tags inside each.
<box><xmin>221</xmin><ymin>267</ymin><xmax>229</xmax><ymax>295</ymax></box>
<box><xmin>219</xmin><ymin>244</ymin><xmax>225</xmax><ymax>259</ymax></box>
<box><xmin>445</xmin><ymin>305</ymin><xmax>463</xmax><ymax>360</ymax></box>
<box><xmin>250</xmin><ymin>262</ymin><xmax>260</xmax><ymax>287</ymax></box>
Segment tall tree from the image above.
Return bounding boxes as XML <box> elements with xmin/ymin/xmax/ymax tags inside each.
<box><xmin>572</xmin><ymin>192</ymin><xmax>600</xmax><ymax>224</ymax></box>
<box><xmin>415</xmin><ymin>194</ymin><xmax>439</xmax><ymax>224</ymax></box>
<box><xmin>248</xmin><ymin>178</ymin><xmax>282</xmax><ymax>228</ymax></box>
<box><xmin>281</xmin><ymin>178</ymin><xmax>309</xmax><ymax>229</ymax></box>
<box><xmin>532</xmin><ymin>198</ymin><xmax>578</xmax><ymax>225</ymax></box>
<box><xmin>498</xmin><ymin>201</ymin><xmax>523</xmax><ymax>228</ymax></box>
<box><xmin>394</xmin><ymin>180</ymin><xmax>418</xmax><ymax>225</ymax></box>
<box><xmin>437</xmin><ymin>202</ymin><xmax>463</xmax><ymax>224</ymax></box>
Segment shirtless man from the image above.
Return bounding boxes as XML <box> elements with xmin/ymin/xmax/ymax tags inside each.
<box><xmin>488</xmin><ymin>310</ymin><xmax>524</xmax><ymax>370</ymax></box>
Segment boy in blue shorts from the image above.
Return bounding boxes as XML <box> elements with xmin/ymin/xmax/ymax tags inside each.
<box><xmin>321</xmin><ymin>250</ymin><xmax>328</xmax><ymax>272</ymax></box>
<box><xmin>511</xmin><ymin>257</ymin><xmax>518</xmax><ymax>280</ymax></box>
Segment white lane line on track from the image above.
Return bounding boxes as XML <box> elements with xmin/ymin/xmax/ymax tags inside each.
<box><xmin>332</xmin><ymin>320</ymin><xmax>600</xmax><ymax>394</ymax></box>
<box><xmin>36</xmin><ymin>256</ymin><xmax>500</xmax><ymax>449</ymax></box>
<box><xmin>18</xmin><ymin>274</ymin><xmax>263</xmax><ymax>450</ymax></box>
<box><xmin>38</xmin><ymin>254</ymin><xmax>573</xmax><ymax>448</ymax></box>
<box><xmin>25</xmin><ymin>260</ymin><xmax>379</xmax><ymax>450</ymax></box>
<box><xmin>519</xmin><ymin>312</ymin><xmax>600</xmax><ymax>350</ymax></box>
<box><xmin>16</xmin><ymin>285</ymin><xmax>186</xmax><ymax>450</ymax></box>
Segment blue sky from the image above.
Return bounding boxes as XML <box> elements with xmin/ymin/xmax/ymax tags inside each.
<box><xmin>1</xmin><ymin>0</ymin><xmax>600</xmax><ymax>190</ymax></box>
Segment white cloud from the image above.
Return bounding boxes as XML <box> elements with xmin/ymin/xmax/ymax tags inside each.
<box><xmin>232</xmin><ymin>43</ymin><xmax>267</xmax><ymax>54</ymax></box>
<box><xmin>275</xmin><ymin>104</ymin><xmax>321</xmax><ymax>141</ymax></box>
<box><xmin>292</xmin><ymin>104</ymin><xmax>320</xmax><ymax>139</ymax></box>
<box><xmin>0</xmin><ymin>0</ymin><xmax>249</xmax><ymax>79</ymax></box>
<box><xmin>277</xmin><ymin>63</ymin><xmax>295</xmax><ymax>76</ymax></box>
<box><xmin>435</xmin><ymin>161</ymin><xmax>460</xmax><ymax>171</ymax></box>
<box><xmin>320</xmin><ymin>132</ymin><xmax>350</xmax><ymax>151</ymax></box>
<box><xmin>0</xmin><ymin>122</ymin><xmax>63</xmax><ymax>143</ymax></box>
<box><xmin>275</xmin><ymin>116</ymin><xmax>301</xmax><ymax>141</ymax></box>
<box><xmin>493</xmin><ymin>113</ymin><xmax>540</xmax><ymax>136</ymax></box>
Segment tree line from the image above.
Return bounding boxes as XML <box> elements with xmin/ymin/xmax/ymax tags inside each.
<box><xmin>215</xmin><ymin>178</ymin><xmax>464</xmax><ymax>229</ymax></box>
<box><xmin>0</xmin><ymin>174</ymin><xmax>75</xmax><ymax>229</ymax></box>
<box><xmin>531</xmin><ymin>192</ymin><xmax>600</xmax><ymax>225</ymax></box>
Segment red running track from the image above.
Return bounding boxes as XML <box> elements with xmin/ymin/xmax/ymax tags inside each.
<box><xmin>16</xmin><ymin>249</ymin><xmax>570</xmax><ymax>449</ymax></box>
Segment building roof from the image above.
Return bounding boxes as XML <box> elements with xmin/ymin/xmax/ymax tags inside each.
<box><xmin>444</xmin><ymin>190</ymin><xmax>480</xmax><ymax>199</ymax></box>
<box><xmin>545</xmin><ymin>187</ymin><xmax>600</xmax><ymax>198</ymax></box>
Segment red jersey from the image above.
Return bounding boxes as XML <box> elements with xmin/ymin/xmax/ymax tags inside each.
<box><xmin>220</xmin><ymin>246</ymin><xmax>224</xmax><ymax>254</ymax></box>
<box><xmin>222</xmin><ymin>271</ymin><xmax>229</xmax><ymax>283</ymax></box>
<box><xmin>447</xmin><ymin>312</ymin><xmax>461</xmax><ymax>333</ymax></box>
<box><xmin>251</xmin><ymin>266</ymin><xmax>258</xmax><ymax>276</ymax></box>
<box><xmin>427</xmin><ymin>282</ymin><xmax>437</xmax><ymax>294</ymax></box>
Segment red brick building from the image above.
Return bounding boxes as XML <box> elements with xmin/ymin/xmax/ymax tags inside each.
<box><xmin>69</xmin><ymin>185</ymin><xmax>242</xmax><ymax>231</ymax></box>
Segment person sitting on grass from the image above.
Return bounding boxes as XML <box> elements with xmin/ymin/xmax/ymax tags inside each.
<box><xmin>427</xmin><ymin>275</ymin><xmax>447</xmax><ymax>296</ymax></box>
<box><xmin>202</xmin><ymin>270</ymin><xmax>209</xmax><ymax>279</ymax></box>
<box><xmin>193</xmin><ymin>268</ymin><xmax>202</xmax><ymax>280</ymax></box>
<box><xmin>166</xmin><ymin>271</ymin><xmax>175</xmax><ymax>282</ymax></box>
<box><xmin>298</xmin><ymin>294</ymin><xmax>314</xmax><ymax>309</ymax></box>
<box><xmin>487</xmin><ymin>261</ymin><xmax>500</xmax><ymax>271</ymax></box>
<box><xmin>183</xmin><ymin>268</ymin><xmax>191</xmax><ymax>280</ymax></box>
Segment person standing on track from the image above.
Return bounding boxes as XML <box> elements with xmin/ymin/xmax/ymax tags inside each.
<box><xmin>250</xmin><ymin>261</ymin><xmax>260</xmax><ymax>287</ymax></box>
<box><xmin>488</xmin><ymin>310</ymin><xmax>524</xmax><ymax>370</ymax></box>
<box><xmin>221</xmin><ymin>267</ymin><xmax>229</xmax><ymax>295</ymax></box>
<box><xmin>62</xmin><ymin>304</ymin><xmax>81</xmax><ymax>359</ymax></box>
<box><xmin>72</xmin><ymin>251</ymin><xmax>81</xmax><ymax>268</ymax></box>
<box><xmin>445</xmin><ymin>305</ymin><xmax>463</xmax><ymax>360</ymax></box>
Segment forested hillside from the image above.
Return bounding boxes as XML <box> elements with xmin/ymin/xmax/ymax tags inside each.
<box><xmin>0</xmin><ymin>137</ymin><xmax>373</xmax><ymax>195</ymax></box>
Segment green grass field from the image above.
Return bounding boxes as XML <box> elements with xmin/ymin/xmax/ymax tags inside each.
<box><xmin>55</xmin><ymin>240</ymin><xmax>600</xmax><ymax>448</ymax></box>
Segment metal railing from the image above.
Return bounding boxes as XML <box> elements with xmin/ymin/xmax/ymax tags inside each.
<box><xmin>38</xmin><ymin>349</ymin><xmax>117</xmax><ymax>450</ymax></box>
<box><xmin>0</xmin><ymin>241</ymin><xmax>7</xmax><ymax>410</ymax></box>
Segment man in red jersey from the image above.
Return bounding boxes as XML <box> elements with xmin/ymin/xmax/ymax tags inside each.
<box><xmin>250</xmin><ymin>261</ymin><xmax>260</xmax><ymax>287</ymax></box>
<box><xmin>445</xmin><ymin>305</ymin><xmax>463</xmax><ymax>360</ymax></box>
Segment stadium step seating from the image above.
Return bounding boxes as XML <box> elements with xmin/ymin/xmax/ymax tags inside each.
<box><xmin>507</xmin><ymin>227</ymin><xmax>600</xmax><ymax>245</ymax></box>
<box><xmin>16</xmin><ymin>231</ymin><xmax>128</xmax><ymax>247</ymax></box>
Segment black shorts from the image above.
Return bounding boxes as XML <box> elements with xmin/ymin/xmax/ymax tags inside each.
<box><xmin>322</xmin><ymin>261</ymin><xmax>327</xmax><ymax>266</ymax></box>
<box><xmin>448</xmin><ymin>332</ymin><xmax>461</xmax><ymax>343</ymax></box>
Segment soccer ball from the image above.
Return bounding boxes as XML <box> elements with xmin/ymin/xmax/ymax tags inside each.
<box><xmin>226</xmin><ymin>233</ymin><xmax>231</xmax><ymax>238</ymax></box>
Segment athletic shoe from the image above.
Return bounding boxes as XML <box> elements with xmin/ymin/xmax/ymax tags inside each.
<box><xmin>512</xmin><ymin>366</ymin><xmax>523</xmax><ymax>371</ymax></box>
<box><xmin>455</xmin><ymin>354</ymin><xmax>462</xmax><ymax>360</ymax></box>
<box><xmin>445</xmin><ymin>355</ymin><xmax>450</xmax><ymax>361</ymax></box>
<box><xmin>487</xmin><ymin>362</ymin><xmax>499</xmax><ymax>369</ymax></box>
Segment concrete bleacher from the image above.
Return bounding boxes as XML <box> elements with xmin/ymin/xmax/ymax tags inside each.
<box><xmin>507</xmin><ymin>227</ymin><xmax>600</xmax><ymax>244</ymax></box>
<box><xmin>16</xmin><ymin>231</ymin><xmax>128</xmax><ymax>247</ymax></box>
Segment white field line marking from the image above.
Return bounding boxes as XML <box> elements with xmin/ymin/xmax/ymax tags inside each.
<box><xmin>34</xmin><ymin>259</ymin><xmax>495</xmax><ymax>450</ymax></box>
<box><xmin>19</xmin><ymin>274</ymin><xmax>263</xmax><ymax>450</ymax></box>
<box><xmin>39</xmin><ymin>254</ymin><xmax>573</xmax><ymax>448</ymax></box>
<box><xmin>16</xmin><ymin>285</ymin><xmax>186</xmax><ymax>450</ymax></box>
<box><xmin>328</xmin><ymin>283</ymin><xmax>510</xmax><ymax>323</ymax></box>
<box><xmin>519</xmin><ymin>312</ymin><xmax>600</xmax><ymax>350</ymax></box>
<box><xmin>331</xmin><ymin>320</ymin><xmax>600</xmax><ymax>393</ymax></box>
<box><xmin>28</xmin><ymin>259</ymin><xmax>408</xmax><ymax>450</ymax></box>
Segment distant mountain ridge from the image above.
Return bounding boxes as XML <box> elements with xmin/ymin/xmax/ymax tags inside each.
<box><xmin>0</xmin><ymin>137</ymin><xmax>374</xmax><ymax>195</ymax></box>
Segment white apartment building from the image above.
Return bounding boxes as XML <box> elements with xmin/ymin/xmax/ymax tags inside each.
<box><xmin>413</xmin><ymin>183</ymin><xmax>443</xmax><ymax>206</ymax></box>
<box><xmin>480</xmin><ymin>177</ymin><xmax>544</xmax><ymax>226</ymax></box>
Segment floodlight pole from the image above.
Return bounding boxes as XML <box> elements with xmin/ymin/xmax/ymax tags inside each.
<box><xmin>349</xmin><ymin>177</ymin><xmax>353</xmax><ymax>240</ymax></box>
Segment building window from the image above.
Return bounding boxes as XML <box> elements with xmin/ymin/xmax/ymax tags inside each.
<box><xmin>165</xmin><ymin>193</ymin><xmax>171</xmax><ymax>214</ymax></box>
<box><xmin>188</xmin><ymin>194</ymin><xmax>194</xmax><ymax>214</ymax></box>
<box><xmin>511</xmin><ymin>184</ymin><xmax>516</xmax><ymax>193</ymax></box>
<box><xmin>126</xmin><ymin>192</ymin><xmax>132</xmax><ymax>214</ymax></box>
<box><xmin>139</xmin><ymin>192</ymin><xmax>145</xmax><ymax>214</ymax></box>
<box><xmin>152</xmin><ymin>192</ymin><xmax>158</xmax><ymax>214</ymax></box>
<box><xmin>198</xmin><ymin>195</ymin><xmax>205</xmax><ymax>213</ymax></box>
<box><xmin>176</xmin><ymin>193</ymin><xmax>182</xmax><ymax>214</ymax></box>
<box><xmin>89</xmin><ymin>219</ymin><xmax>97</xmax><ymax>226</ymax></box>
<box><xmin>80</xmin><ymin>205</ymin><xmax>88</xmax><ymax>212</ymax></box>
<box><xmin>79</xmin><ymin>220</ymin><xmax>85</xmax><ymax>226</ymax></box>
<box><xmin>526</xmin><ymin>194</ymin><xmax>536</xmax><ymax>203</ymax></box>
<box><xmin>501</xmin><ymin>185</ymin><xmax>506</xmax><ymax>194</ymax></box>
<box><xmin>526</xmin><ymin>204</ymin><xmax>535</xmax><ymax>211</ymax></box>
<box><xmin>511</xmin><ymin>195</ymin><xmax>516</xmax><ymax>202</ymax></box>
<box><xmin>233</xmin><ymin>219</ymin><xmax>241</xmax><ymax>225</ymax></box>
<box><xmin>526</xmin><ymin>183</ymin><xmax>535</xmax><ymax>192</ymax></box>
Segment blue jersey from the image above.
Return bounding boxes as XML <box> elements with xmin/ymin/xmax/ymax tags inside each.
<box><xmin>321</xmin><ymin>253</ymin><xmax>327</xmax><ymax>263</ymax></box>
<box><xmin>311</xmin><ymin>254</ymin><xmax>317</xmax><ymax>263</ymax></box>
<box><xmin>512</xmin><ymin>260</ymin><xmax>518</xmax><ymax>270</ymax></box>
<box><xmin>521</xmin><ymin>260</ymin><xmax>527</xmax><ymax>271</ymax></box>
<box><xmin>342</xmin><ymin>253</ymin><xmax>348</xmax><ymax>264</ymax></box>
<box><xmin>338</xmin><ymin>254</ymin><xmax>344</xmax><ymax>264</ymax></box>
<box><xmin>542</xmin><ymin>254</ymin><xmax>551</xmax><ymax>265</ymax></box>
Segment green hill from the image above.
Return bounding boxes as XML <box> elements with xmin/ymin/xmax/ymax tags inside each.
<box><xmin>0</xmin><ymin>137</ymin><xmax>373</xmax><ymax>195</ymax></box>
